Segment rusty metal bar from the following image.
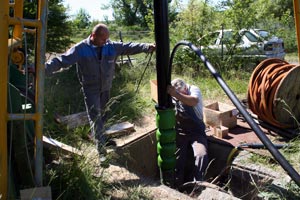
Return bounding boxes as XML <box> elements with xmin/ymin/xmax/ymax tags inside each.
<box><xmin>8</xmin><ymin>113</ymin><xmax>37</xmax><ymax>121</ymax></box>
<box><xmin>0</xmin><ymin>0</ymin><xmax>9</xmax><ymax>198</ymax></box>
<box><xmin>13</xmin><ymin>0</ymin><xmax>24</xmax><ymax>40</ymax></box>
<box><xmin>8</xmin><ymin>17</ymin><xmax>41</xmax><ymax>28</ymax></box>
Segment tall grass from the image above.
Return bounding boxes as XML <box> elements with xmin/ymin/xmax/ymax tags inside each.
<box><xmin>43</xmin><ymin>44</ymin><xmax>300</xmax><ymax>199</ymax></box>
<box><xmin>43</xmin><ymin>53</ymin><xmax>158</xmax><ymax>199</ymax></box>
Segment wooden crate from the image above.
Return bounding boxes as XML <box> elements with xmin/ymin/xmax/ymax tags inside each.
<box><xmin>150</xmin><ymin>80</ymin><xmax>158</xmax><ymax>103</ymax></box>
<box><xmin>213</xmin><ymin>125</ymin><xmax>229</xmax><ymax>139</ymax></box>
<box><xmin>203</xmin><ymin>102</ymin><xmax>237</xmax><ymax>129</ymax></box>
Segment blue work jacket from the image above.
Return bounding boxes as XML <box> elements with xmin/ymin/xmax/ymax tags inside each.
<box><xmin>45</xmin><ymin>35</ymin><xmax>151</xmax><ymax>92</ymax></box>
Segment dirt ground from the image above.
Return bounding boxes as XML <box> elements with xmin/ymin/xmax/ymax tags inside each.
<box><xmin>86</xmin><ymin>113</ymin><xmax>197</xmax><ymax>200</ymax></box>
<box><xmin>95</xmin><ymin>97</ymin><xmax>294</xmax><ymax>199</ymax></box>
<box><xmin>90</xmin><ymin>106</ymin><xmax>241</xmax><ymax>199</ymax></box>
<box><xmin>94</xmin><ymin>99</ymin><xmax>236</xmax><ymax>199</ymax></box>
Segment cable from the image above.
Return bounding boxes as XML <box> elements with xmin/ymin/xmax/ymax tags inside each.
<box><xmin>7</xmin><ymin>26</ymin><xmax>15</xmax><ymax>200</ymax></box>
<box><xmin>7</xmin><ymin>19</ymin><xmax>36</xmax><ymax>197</ymax></box>
<box><xmin>21</xmin><ymin>19</ymin><xmax>35</xmax><ymax>185</ymax></box>
<box><xmin>135</xmin><ymin>52</ymin><xmax>154</xmax><ymax>93</ymax></box>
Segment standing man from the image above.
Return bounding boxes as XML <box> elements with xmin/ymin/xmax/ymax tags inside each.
<box><xmin>45</xmin><ymin>23</ymin><xmax>155</xmax><ymax>163</ymax></box>
<box><xmin>167</xmin><ymin>78</ymin><xmax>208</xmax><ymax>189</ymax></box>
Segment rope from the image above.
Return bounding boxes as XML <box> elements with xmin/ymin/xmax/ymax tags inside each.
<box><xmin>247</xmin><ymin>58</ymin><xmax>296</xmax><ymax>128</ymax></box>
<box><xmin>135</xmin><ymin>52</ymin><xmax>154</xmax><ymax>93</ymax></box>
<box><xmin>21</xmin><ymin>19</ymin><xmax>36</xmax><ymax>184</ymax></box>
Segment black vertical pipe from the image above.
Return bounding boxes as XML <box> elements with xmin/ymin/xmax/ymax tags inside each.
<box><xmin>153</xmin><ymin>0</ymin><xmax>176</xmax><ymax>187</ymax></box>
<box><xmin>153</xmin><ymin>0</ymin><xmax>172</xmax><ymax>108</ymax></box>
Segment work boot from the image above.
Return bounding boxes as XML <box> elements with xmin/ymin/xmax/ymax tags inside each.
<box><xmin>105</xmin><ymin>139</ymin><xmax>117</xmax><ymax>147</ymax></box>
<box><xmin>99</xmin><ymin>153</ymin><xmax>110</xmax><ymax>168</ymax></box>
<box><xmin>97</xmin><ymin>144</ymin><xmax>109</xmax><ymax>168</ymax></box>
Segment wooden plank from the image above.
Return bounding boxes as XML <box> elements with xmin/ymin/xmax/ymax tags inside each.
<box><xmin>20</xmin><ymin>186</ymin><xmax>52</xmax><ymax>200</ymax></box>
<box><xmin>150</xmin><ymin>80</ymin><xmax>158</xmax><ymax>103</ymax></box>
<box><xmin>43</xmin><ymin>136</ymin><xmax>83</xmax><ymax>156</ymax></box>
<box><xmin>203</xmin><ymin>102</ymin><xmax>237</xmax><ymax>128</ymax></box>
<box><xmin>54</xmin><ymin>111</ymin><xmax>89</xmax><ymax>129</ymax></box>
<box><xmin>213</xmin><ymin>125</ymin><xmax>229</xmax><ymax>139</ymax></box>
<box><xmin>105</xmin><ymin>122</ymin><xmax>135</xmax><ymax>138</ymax></box>
<box><xmin>203</xmin><ymin>107</ymin><xmax>221</xmax><ymax>127</ymax></box>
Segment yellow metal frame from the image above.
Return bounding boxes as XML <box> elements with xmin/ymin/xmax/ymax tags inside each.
<box><xmin>0</xmin><ymin>0</ymin><xmax>48</xmax><ymax>199</ymax></box>
<box><xmin>0</xmin><ymin>1</ymin><xmax>9</xmax><ymax>198</ymax></box>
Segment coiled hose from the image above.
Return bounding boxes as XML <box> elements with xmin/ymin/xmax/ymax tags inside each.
<box><xmin>168</xmin><ymin>41</ymin><xmax>300</xmax><ymax>187</ymax></box>
<box><xmin>248</xmin><ymin>58</ymin><xmax>300</xmax><ymax>128</ymax></box>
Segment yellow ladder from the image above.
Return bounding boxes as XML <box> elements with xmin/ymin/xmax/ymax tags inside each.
<box><xmin>0</xmin><ymin>0</ymin><xmax>48</xmax><ymax>199</ymax></box>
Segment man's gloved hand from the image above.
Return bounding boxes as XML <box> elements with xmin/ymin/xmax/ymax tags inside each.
<box><xmin>148</xmin><ymin>43</ymin><xmax>156</xmax><ymax>53</ymax></box>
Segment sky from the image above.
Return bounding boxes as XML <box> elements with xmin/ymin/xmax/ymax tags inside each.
<box><xmin>62</xmin><ymin>0</ymin><xmax>221</xmax><ymax>22</ymax></box>
<box><xmin>62</xmin><ymin>0</ymin><xmax>113</xmax><ymax>21</ymax></box>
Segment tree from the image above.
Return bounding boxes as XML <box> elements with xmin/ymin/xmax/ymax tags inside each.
<box><xmin>73</xmin><ymin>8</ymin><xmax>91</xmax><ymax>29</ymax></box>
<box><xmin>222</xmin><ymin>0</ymin><xmax>296</xmax><ymax>52</ymax></box>
<box><xmin>169</xmin><ymin>0</ymin><xmax>219</xmax><ymax>74</ymax></box>
<box><xmin>222</xmin><ymin>0</ymin><xmax>258</xmax><ymax>30</ymax></box>
<box><xmin>23</xmin><ymin>0</ymin><xmax>73</xmax><ymax>53</ymax></box>
<box><xmin>110</xmin><ymin>0</ymin><xmax>153</xmax><ymax>28</ymax></box>
<box><xmin>170</xmin><ymin>0</ymin><xmax>217</xmax><ymax>44</ymax></box>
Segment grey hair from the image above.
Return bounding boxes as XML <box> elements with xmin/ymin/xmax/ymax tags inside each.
<box><xmin>171</xmin><ymin>78</ymin><xmax>187</xmax><ymax>92</ymax></box>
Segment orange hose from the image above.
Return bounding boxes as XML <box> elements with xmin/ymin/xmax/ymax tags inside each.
<box><xmin>247</xmin><ymin>58</ymin><xmax>296</xmax><ymax>128</ymax></box>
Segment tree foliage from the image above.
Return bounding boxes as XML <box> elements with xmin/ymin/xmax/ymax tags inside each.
<box><xmin>109</xmin><ymin>0</ymin><xmax>178</xmax><ymax>29</ymax></box>
<box><xmin>170</xmin><ymin>0</ymin><xmax>217</xmax><ymax>44</ymax></box>
<box><xmin>171</xmin><ymin>0</ymin><xmax>297</xmax><ymax>52</ymax></box>
<box><xmin>46</xmin><ymin>0</ymin><xmax>74</xmax><ymax>53</ymax></box>
<box><xmin>73</xmin><ymin>8</ymin><xmax>91</xmax><ymax>29</ymax></box>
<box><xmin>169</xmin><ymin>0</ymin><xmax>297</xmax><ymax>74</ymax></box>
<box><xmin>110</xmin><ymin>0</ymin><xmax>153</xmax><ymax>28</ymax></box>
<box><xmin>23</xmin><ymin>0</ymin><xmax>73</xmax><ymax>53</ymax></box>
<box><xmin>222</xmin><ymin>0</ymin><xmax>258</xmax><ymax>30</ymax></box>
<box><xmin>222</xmin><ymin>0</ymin><xmax>296</xmax><ymax>52</ymax></box>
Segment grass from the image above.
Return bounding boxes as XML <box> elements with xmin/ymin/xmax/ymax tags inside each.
<box><xmin>239</xmin><ymin>140</ymin><xmax>300</xmax><ymax>199</ymax></box>
<box><xmin>285</xmin><ymin>52</ymin><xmax>299</xmax><ymax>64</ymax></box>
<box><xmin>42</xmin><ymin>53</ymin><xmax>158</xmax><ymax>199</ymax></box>
<box><xmin>42</xmin><ymin>50</ymin><xmax>300</xmax><ymax>199</ymax></box>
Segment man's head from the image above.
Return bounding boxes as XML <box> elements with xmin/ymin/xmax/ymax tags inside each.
<box><xmin>171</xmin><ymin>78</ymin><xmax>188</xmax><ymax>94</ymax></box>
<box><xmin>91</xmin><ymin>23</ymin><xmax>109</xmax><ymax>46</ymax></box>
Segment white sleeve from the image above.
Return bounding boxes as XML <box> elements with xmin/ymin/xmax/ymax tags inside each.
<box><xmin>189</xmin><ymin>85</ymin><xmax>204</xmax><ymax>120</ymax></box>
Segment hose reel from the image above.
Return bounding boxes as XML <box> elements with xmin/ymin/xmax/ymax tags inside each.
<box><xmin>247</xmin><ymin>58</ymin><xmax>300</xmax><ymax>129</ymax></box>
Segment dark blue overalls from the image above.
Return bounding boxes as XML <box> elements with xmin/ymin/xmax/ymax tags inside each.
<box><xmin>174</xmin><ymin>101</ymin><xmax>209</xmax><ymax>188</ymax></box>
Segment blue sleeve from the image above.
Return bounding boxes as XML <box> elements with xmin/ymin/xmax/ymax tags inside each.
<box><xmin>107</xmin><ymin>41</ymin><xmax>150</xmax><ymax>56</ymax></box>
<box><xmin>45</xmin><ymin>45</ymin><xmax>80</xmax><ymax>76</ymax></box>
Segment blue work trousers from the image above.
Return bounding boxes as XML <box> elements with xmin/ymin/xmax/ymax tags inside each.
<box><xmin>83</xmin><ymin>89</ymin><xmax>110</xmax><ymax>146</ymax></box>
<box><xmin>175</xmin><ymin>121</ymin><xmax>208</xmax><ymax>188</ymax></box>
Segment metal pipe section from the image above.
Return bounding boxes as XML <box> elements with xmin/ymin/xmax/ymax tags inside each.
<box><xmin>169</xmin><ymin>40</ymin><xmax>300</xmax><ymax>187</ymax></box>
<box><xmin>153</xmin><ymin>0</ymin><xmax>172</xmax><ymax>108</ymax></box>
<box><xmin>153</xmin><ymin>0</ymin><xmax>176</xmax><ymax>186</ymax></box>
<box><xmin>293</xmin><ymin>0</ymin><xmax>300</xmax><ymax>63</ymax></box>
<box><xmin>8</xmin><ymin>113</ymin><xmax>37</xmax><ymax>121</ymax></box>
<box><xmin>8</xmin><ymin>18</ymin><xmax>42</xmax><ymax>28</ymax></box>
<box><xmin>0</xmin><ymin>1</ymin><xmax>9</xmax><ymax>198</ymax></box>
<box><xmin>34</xmin><ymin>0</ymin><xmax>48</xmax><ymax>187</ymax></box>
